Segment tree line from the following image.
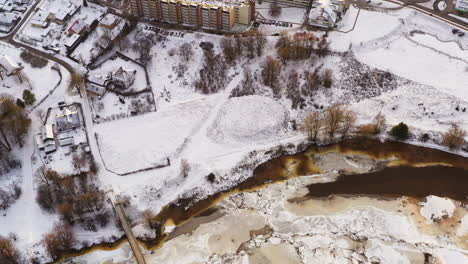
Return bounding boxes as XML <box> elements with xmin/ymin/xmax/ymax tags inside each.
<box><xmin>0</xmin><ymin>96</ymin><xmax>31</xmax><ymax>151</ymax></box>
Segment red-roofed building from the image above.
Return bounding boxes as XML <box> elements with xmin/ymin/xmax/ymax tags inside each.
<box><xmin>67</xmin><ymin>19</ymin><xmax>87</xmax><ymax>36</ymax></box>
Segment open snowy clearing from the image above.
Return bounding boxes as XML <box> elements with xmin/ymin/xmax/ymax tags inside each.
<box><xmin>208</xmin><ymin>95</ymin><xmax>288</xmax><ymax>144</ymax></box>
<box><xmin>0</xmin><ymin>43</ymin><xmax>61</xmax><ymax>104</ymax></box>
<box><xmin>94</xmin><ymin>98</ymin><xmax>215</xmax><ymax>174</ymax></box>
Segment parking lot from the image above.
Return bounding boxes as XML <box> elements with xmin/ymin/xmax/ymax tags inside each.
<box><xmin>144</xmin><ymin>25</ymin><xmax>186</xmax><ymax>37</ymax></box>
<box><xmin>257</xmin><ymin>19</ymin><xmax>294</xmax><ymax>28</ymax></box>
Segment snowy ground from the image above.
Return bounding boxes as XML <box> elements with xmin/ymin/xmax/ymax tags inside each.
<box><xmin>94</xmin><ymin>98</ymin><xmax>215</xmax><ymax>174</ymax></box>
<box><xmin>1</xmin><ymin>1</ymin><xmax>468</xmax><ymax>263</ymax></box>
<box><xmin>0</xmin><ymin>42</ymin><xmax>62</xmax><ymax>105</ymax></box>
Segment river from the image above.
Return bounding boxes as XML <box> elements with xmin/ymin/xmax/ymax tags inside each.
<box><xmin>64</xmin><ymin>138</ymin><xmax>468</xmax><ymax>263</ymax></box>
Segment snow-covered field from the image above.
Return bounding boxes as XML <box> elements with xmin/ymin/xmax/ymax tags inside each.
<box><xmin>208</xmin><ymin>95</ymin><xmax>288</xmax><ymax>144</ymax></box>
<box><xmin>1</xmin><ymin>1</ymin><xmax>468</xmax><ymax>263</ymax></box>
<box><xmin>94</xmin><ymin>98</ymin><xmax>215</xmax><ymax>174</ymax></box>
<box><xmin>0</xmin><ymin>43</ymin><xmax>61</xmax><ymax>104</ymax></box>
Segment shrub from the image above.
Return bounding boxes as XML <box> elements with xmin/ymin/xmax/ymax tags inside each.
<box><xmin>20</xmin><ymin>51</ymin><xmax>48</xmax><ymax>68</ymax></box>
<box><xmin>390</xmin><ymin>122</ymin><xmax>409</xmax><ymax>140</ymax></box>
<box><xmin>321</xmin><ymin>69</ymin><xmax>333</xmax><ymax>88</ymax></box>
<box><xmin>206</xmin><ymin>173</ymin><xmax>216</xmax><ymax>183</ymax></box>
<box><xmin>420</xmin><ymin>133</ymin><xmax>430</xmax><ymax>142</ymax></box>
<box><xmin>442</xmin><ymin>124</ymin><xmax>466</xmax><ymax>150</ymax></box>
<box><xmin>22</xmin><ymin>90</ymin><xmax>36</xmax><ymax>105</ymax></box>
<box><xmin>36</xmin><ymin>185</ymin><xmax>55</xmax><ymax>212</ymax></box>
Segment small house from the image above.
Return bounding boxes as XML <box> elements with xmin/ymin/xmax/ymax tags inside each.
<box><xmin>0</xmin><ymin>13</ymin><xmax>19</xmax><ymax>27</ymax></box>
<box><xmin>56</xmin><ymin>108</ymin><xmax>80</xmax><ymax>132</ymax></box>
<box><xmin>0</xmin><ymin>56</ymin><xmax>21</xmax><ymax>76</ymax></box>
<box><xmin>67</xmin><ymin>19</ymin><xmax>88</xmax><ymax>36</ymax></box>
<box><xmin>99</xmin><ymin>13</ymin><xmax>121</xmax><ymax>29</ymax></box>
<box><xmin>36</xmin><ymin>124</ymin><xmax>57</xmax><ymax>153</ymax></box>
<box><xmin>111</xmin><ymin>67</ymin><xmax>136</xmax><ymax>89</ymax></box>
<box><xmin>58</xmin><ymin>134</ymin><xmax>74</xmax><ymax>147</ymax></box>
<box><xmin>30</xmin><ymin>11</ymin><xmax>51</xmax><ymax>28</ymax></box>
<box><xmin>309</xmin><ymin>0</ymin><xmax>345</xmax><ymax>29</ymax></box>
<box><xmin>86</xmin><ymin>75</ymin><xmax>109</xmax><ymax>96</ymax></box>
<box><xmin>64</xmin><ymin>33</ymin><xmax>81</xmax><ymax>51</ymax></box>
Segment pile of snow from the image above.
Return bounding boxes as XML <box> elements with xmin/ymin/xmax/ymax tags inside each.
<box><xmin>419</xmin><ymin>195</ymin><xmax>456</xmax><ymax>223</ymax></box>
<box><xmin>208</xmin><ymin>95</ymin><xmax>287</xmax><ymax>144</ymax></box>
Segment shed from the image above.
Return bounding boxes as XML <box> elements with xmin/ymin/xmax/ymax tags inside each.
<box><xmin>0</xmin><ymin>56</ymin><xmax>21</xmax><ymax>76</ymax></box>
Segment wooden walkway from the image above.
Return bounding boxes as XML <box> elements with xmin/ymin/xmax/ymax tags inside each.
<box><xmin>115</xmin><ymin>203</ymin><xmax>147</xmax><ymax>264</ymax></box>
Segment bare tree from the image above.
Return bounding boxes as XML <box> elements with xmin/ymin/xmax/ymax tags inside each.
<box><xmin>269</xmin><ymin>0</ymin><xmax>282</xmax><ymax>17</ymax></box>
<box><xmin>300</xmin><ymin>112</ymin><xmax>322</xmax><ymax>142</ymax></box>
<box><xmin>35</xmin><ymin>166</ymin><xmax>51</xmax><ymax>187</ymax></box>
<box><xmin>321</xmin><ymin>69</ymin><xmax>333</xmax><ymax>88</ymax></box>
<box><xmin>341</xmin><ymin>110</ymin><xmax>357</xmax><ymax>140</ymax></box>
<box><xmin>57</xmin><ymin>203</ymin><xmax>73</xmax><ymax>224</ymax></box>
<box><xmin>179</xmin><ymin>43</ymin><xmax>193</xmax><ymax>62</ymax></box>
<box><xmin>72</xmin><ymin>153</ymin><xmax>86</xmax><ymax>174</ymax></box>
<box><xmin>220</xmin><ymin>37</ymin><xmax>237</xmax><ymax>64</ymax></box>
<box><xmin>180</xmin><ymin>159</ymin><xmax>191</xmax><ymax>178</ymax></box>
<box><xmin>0</xmin><ymin>235</ymin><xmax>23</xmax><ymax>264</ymax></box>
<box><xmin>69</xmin><ymin>72</ymin><xmax>85</xmax><ymax>92</ymax></box>
<box><xmin>142</xmin><ymin>209</ymin><xmax>159</xmax><ymax>230</ymax></box>
<box><xmin>43</xmin><ymin>222</ymin><xmax>75</xmax><ymax>260</ymax></box>
<box><xmin>442</xmin><ymin>124</ymin><xmax>466</xmax><ymax>149</ymax></box>
<box><xmin>243</xmin><ymin>33</ymin><xmax>256</xmax><ymax>59</ymax></box>
<box><xmin>261</xmin><ymin>56</ymin><xmax>282</xmax><ymax>95</ymax></box>
<box><xmin>359</xmin><ymin>112</ymin><xmax>386</xmax><ymax>137</ymax></box>
<box><xmin>303</xmin><ymin>70</ymin><xmax>320</xmax><ymax>94</ymax></box>
<box><xmin>325</xmin><ymin>104</ymin><xmax>344</xmax><ymax>140</ymax></box>
<box><xmin>231</xmin><ymin>67</ymin><xmax>256</xmax><ymax>97</ymax></box>
<box><xmin>0</xmin><ymin>96</ymin><xmax>31</xmax><ymax>149</ymax></box>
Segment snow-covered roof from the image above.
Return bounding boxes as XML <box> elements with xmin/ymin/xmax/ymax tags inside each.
<box><xmin>68</xmin><ymin>19</ymin><xmax>87</xmax><ymax>34</ymax></box>
<box><xmin>309</xmin><ymin>0</ymin><xmax>338</xmax><ymax>27</ymax></box>
<box><xmin>64</xmin><ymin>33</ymin><xmax>80</xmax><ymax>48</ymax></box>
<box><xmin>44</xmin><ymin>124</ymin><xmax>54</xmax><ymax>140</ymax></box>
<box><xmin>0</xmin><ymin>55</ymin><xmax>20</xmax><ymax>75</ymax></box>
<box><xmin>113</xmin><ymin>67</ymin><xmax>136</xmax><ymax>87</ymax></box>
<box><xmin>59</xmin><ymin>136</ymin><xmax>74</xmax><ymax>147</ymax></box>
<box><xmin>56</xmin><ymin>108</ymin><xmax>80</xmax><ymax>131</ymax></box>
<box><xmin>52</xmin><ymin>2</ymin><xmax>80</xmax><ymax>21</ymax></box>
<box><xmin>88</xmin><ymin>75</ymin><xmax>108</xmax><ymax>86</ymax></box>
<box><xmin>0</xmin><ymin>12</ymin><xmax>18</xmax><ymax>26</ymax></box>
<box><xmin>100</xmin><ymin>13</ymin><xmax>121</xmax><ymax>27</ymax></box>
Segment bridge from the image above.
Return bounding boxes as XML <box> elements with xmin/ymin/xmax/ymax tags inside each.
<box><xmin>114</xmin><ymin>202</ymin><xmax>147</xmax><ymax>264</ymax></box>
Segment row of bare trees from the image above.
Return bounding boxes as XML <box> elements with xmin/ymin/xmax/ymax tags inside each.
<box><xmin>276</xmin><ymin>32</ymin><xmax>329</xmax><ymax>61</ymax></box>
<box><xmin>220</xmin><ymin>31</ymin><xmax>267</xmax><ymax>64</ymax></box>
<box><xmin>301</xmin><ymin>107</ymin><xmax>467</xmax><ymax>150</ymax></box>
<box><xmin>0</xmin><ymin>96</ymin><xmax>31</xmax><ymax>151</ymax></box>
<box><xmin>194</xmin><ymin>47</ymin><xmax>228</xmax><ymax>94</ymax></box>
<box><xmin>300</xmin><ymin>104</ymin><xmax>358</xmax><ymax>142</ymax></box>
<box><xmin>35</xmin><ymin>166</ymin><xmax>110</xmax><ymax>231</ymax></box>
<box><xmin>0</xmin><ymin>235</ymin><xmax>24</xmax><ymax>264</ymax></box>
<box><xmin>42</xmin><ymin>222</ymin><xmax>76</xmax><ymax>261</ymax></box>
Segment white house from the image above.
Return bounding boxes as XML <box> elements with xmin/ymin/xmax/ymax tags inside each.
<box><xmin>86</xmin><ymin>75</ymin><xmax>109</xmax><ymax>96</ymax></box>
<box><xmin>0</xmin><ymin>56</ymin><xmax>21</xmax><ymax>76</ymax></box>
<box><xmin>56</xmin><ymin>108</ymin><xmax>81</xmax><ymax>131</ymax></box>
<box><xmin>112</xmin><ymin>67</ymin><xmax>136</xmax><ymax>89</ymax></box>
<box><xmin>309</xmin><ymin>0</ymin><xmax>345</xmax><ymax>29</ymax></box>
<box><xmin>0</xmin><ymin>12</ymin><xmax>19</xmax><ymax>27</ymax></box>
<box><xmin>35</xmin><ymin>124</ymin><xmax>57</xmax><ymax>153</ymax></box>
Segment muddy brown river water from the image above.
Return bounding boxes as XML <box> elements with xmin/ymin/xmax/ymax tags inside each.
<box><xmin>304</xmin><ymin>165</ymin><xmax>468</xmax><ymax>201</ymax></box>
<box><xmin>58</xmin><ymin>138</ymin><xmax>468</xmax><ymax>263</ymax></box>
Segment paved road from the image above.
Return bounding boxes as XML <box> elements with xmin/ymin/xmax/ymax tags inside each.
<box><xmin>0</xmin><ymin>0</ymin><xmax>76</xmax><ymax>74</ymax></box>
<box><xmin>353</xmin><ymin>0</ymin><xmax>468</xmax><ymax>31</ymax></box>
<box><xmin>115</xmin><ymin>203</ymin><xmax>147</xmax><ymax>264</ymax></box>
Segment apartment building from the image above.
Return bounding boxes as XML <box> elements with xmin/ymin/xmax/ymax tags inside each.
<box><xmin>131</xmin><ymin>0</ymin><xmax>255</xmax><ymax>31</ymax></box>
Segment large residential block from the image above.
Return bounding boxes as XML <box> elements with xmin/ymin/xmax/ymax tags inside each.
<box><xmin>131</xmin><ymin>0</ymin><xmax>255</xmax><ymax>31</ymax></box>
